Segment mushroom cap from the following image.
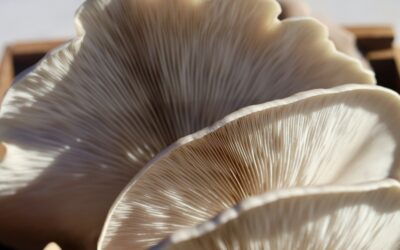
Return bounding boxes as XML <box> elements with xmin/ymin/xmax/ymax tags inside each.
<box><xmin>99</xmin><ymin>84</ymin><xmax>400</xmax><ymax>249</ymax></box>
<box><xmin>154</xmin><ymin>180</ymin><xmax>400</xmax><ymax>250</ymax></box>
<box><xmin>278</xmin><ymin>0</ymin><xmax>370</xmax><ymax>69</ymax></box>
<box><xmin>278</xmin><ymin>0</ymin><xmax>311</xmax><ymax>18</ymax></box>
<box><xmin>0</xmin><ymin>0</ymin><xmax>374</xmax><ymax>248</ymax></box>
<box><xmin>43</xmin><ymin>243</ymin><xmax>61</xmax><ymax>250</ymax></box>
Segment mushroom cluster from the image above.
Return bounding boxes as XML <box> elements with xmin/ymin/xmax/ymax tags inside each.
<box><xmin>0</xmin><ymin>0</ymin><xmax>398</xmax><ymax>249</ymax></box>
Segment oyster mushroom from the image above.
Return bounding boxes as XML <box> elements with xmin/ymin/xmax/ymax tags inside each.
<box><xmin>278</xmin><ymin>0</ymin><xmax>370</xmax><ymax>69</ymax></box>
<box><xmin>43</xmin><ymin>243</ymin><xmax>62</xmax><ymax>250</ymax></box>
<box><xmin>0</xmin><ymin>0</ymin><xmax>374</xmax><ymax>248</ymax></box>
<box><xmin>99</xmin><ymin>85</ymin><xmax>400</xmax><ymax>249</ymax></box>
<box><xmin>154</xmin><ymin>180</ymin><xmax>400</xmax><ymax>250</ymax></box>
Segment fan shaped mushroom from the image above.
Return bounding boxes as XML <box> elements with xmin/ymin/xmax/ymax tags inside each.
<box><xmin>99</xmin><ymin>85</ymin><xmax>400</xmax><ymax>249</ymax></box>
<box><xmin>153</xmin><ymin>180</ymin><xmax>400</xmax><ymax>250</ymax></box>
<box><xmin>0</xmin><ymin>0</ymin><xmax>374</xmax><ymax>248</ymax></box>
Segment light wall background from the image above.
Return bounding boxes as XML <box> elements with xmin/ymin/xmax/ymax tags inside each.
<box><xmin>0</xmin><ymin>0</ymin><xmax>399</xmax><ymax>59</ymax></box>
<box><xmin>304</xmin><ymin>0</ymin><xmax>400</xmax><ymax>41</ymax></box>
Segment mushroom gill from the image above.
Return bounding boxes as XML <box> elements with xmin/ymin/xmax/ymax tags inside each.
<box><xmin>0</xmin><ymin>0</ymin><xmax>374</xmax><ymax>248</ymax></box>
<box><xmin>154</xmin><ymin>180</ymin><xmax>400</xmax><ymax>250</ymax></box>
<box><xmin>99</xmin><ymin>85</ymin><xmax>400</xmax><ymax>249</ymax></box>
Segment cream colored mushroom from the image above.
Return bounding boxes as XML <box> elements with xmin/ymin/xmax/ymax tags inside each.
<box><xmin>0</xmin><ymin>0</ymin><xmax>374</xmax><ymax>248</ymax></box>
<box><xmin>278</xmin><ymin>0</ymin><xmax>370</xmax><ymax>69</ymax></box>
<box><xmin>154</xmin><ymin>180</ymin><xmax>400</xmax><ymax>250</ymax></box>
<box><xmin>43</xmin><ymin>243</ymin><xmax>62</xmax><ymax>250</ymax></box>
<box><xmin>99</xmin><ymin>85</ymin><xmax>400</xmax><ymax>249</ymax></box>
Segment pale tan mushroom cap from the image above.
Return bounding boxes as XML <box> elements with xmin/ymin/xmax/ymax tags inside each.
<box><xmin>0</xmin><ymin>0</ymin><xmax>375</xmax><ymax>248</ymax></box>
<box><xmin>99</xmin><ymin>85</ymin><xmax>400</xmax><ymax>249</ymax></box>
<box><xmin>43</xmin><ymin>242</ymin><xmax>62</xmax><ymax>250</ymax></box>
<box><xmin>278</xmin><ymin>0</ymin><xmax>370</xmax><ymax>69</ymax></box>
<box><xmin>154</xmin><ymin>180</ymin><xmax>400</xmax><ymax>250</ymax></box>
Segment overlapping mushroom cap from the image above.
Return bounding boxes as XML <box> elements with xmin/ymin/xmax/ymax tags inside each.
<box><xmin>0</xmin><ymin>0</ymin><xmax>375</xmax><ymax>248</ymax></box>
<box><xmin>154</xmin><ymin>180</ymin><xmax>400</xmax><ymax>250</ymax></box>
<box><xmin>99</xmin><ymin>85</ymin><xmax>400</xmax><ymax>249</ymax></box>
<box><xmin>278</xmin><ymin>0</ymin><xmax>369</xmax><ymax>69</ymax></box>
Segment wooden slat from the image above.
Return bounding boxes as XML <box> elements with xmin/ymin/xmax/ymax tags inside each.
<box><xmin>0</xmin><ymin>47</ymin><xmax>14</xmax><ymax>100</ymax></box>
<box><xmin>8</xmin><ymin>40</ymin><xmax>66</xmax><ymax>56</ymax></box>
<box><xmin>367</xmin><ymin>48</ymin><xmax>400</xmax><ymax>92</ymax></box>
<box><xmin>346</xmin><ymin>26</ymin><xmax>395</xmax><ymax>54</ymax></box>
<box><xmin>394</xmin><ymin>47</ymin><xmax>400</xmax><ymax>74</ymax></box>
<box><xmin>347</xmin><ymin>26</ymin><xmax>394</xmax><ymax>38</ymax></box>
<box><xmin>0</xmin><ymin>40</ymin><xmax>67</xmax><ymax>95</ymax></box>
